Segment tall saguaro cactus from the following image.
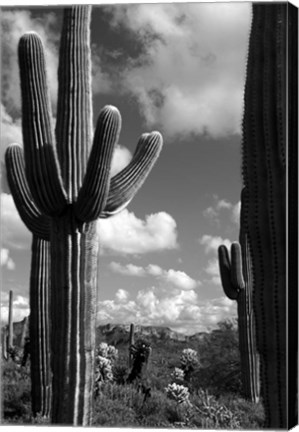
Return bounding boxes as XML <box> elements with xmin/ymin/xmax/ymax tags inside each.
<box><xmin>5</xmin><ymin>146</ymin><xmax>52</xmax><ymax>417</ymax></box>
<box><xmin>218</xmin><ymin>190</ymin><xmax>260</xmax><ymax>403</ymax></box>
<box><xmin>8</xmin><ymin>5</ymin><xmax>162</xmax><ymax>425</ymax></box>
<box><xmin>241</xmin><ymin>3</ymin><xmax>297</xmax><ymax>427</ymax></box>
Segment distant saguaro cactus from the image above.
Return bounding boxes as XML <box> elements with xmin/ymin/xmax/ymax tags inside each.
<box><xmin>7</xmin><ymin>290</ymin><xmax>14</xmax><ymax>350</ymax></box>
<box><xmin>129</xmin><ymin>323</ymin><xmax>135</xmax><ymax>368</ymax></box>
<box><xmin>7</xmin><ymin>5</ymin><xmax>162</xmax><ymax>426</ymax></box>
<box><xmin>241</xmin><ymin>3</ymin><xmax>297</xmax><ymax>427</ymax></box>
<box><xmin>5</xmin><ymin>146</ymin><xmax>52</xmax><ymax>418</ymax></box>
<box><xmin>218</xmin><ymin>189</ymin><xmax>260</xmax><ymax>403</ymax></box>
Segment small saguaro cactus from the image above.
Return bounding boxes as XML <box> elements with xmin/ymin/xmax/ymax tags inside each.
<box><xmin>8</xmin><ymin>5</ymin><xmax>163</xmax><ymax>426</ymax></box>
<box><xmin>8</xmin><ymin>290</ymin><xmax>13</xmax><ymax>350</ymax></box>
<box><xmin>129</xmin><ymin>323</ymin><xmax>135</xmax><ymax>368</ymax></box>
<box><xmin>218</xmin><ymin>189</ymin><xmax>260</xmax><ymax>403</ymax></box>
<box><xmin>241</xmin><ymin>3</ymin><xmax>297</xmax><ymax>427</ymax></box>
<box><xmin>5</xmin><ymin>146</ymin><xmax>52</xmax><ymax>418</ymax></box>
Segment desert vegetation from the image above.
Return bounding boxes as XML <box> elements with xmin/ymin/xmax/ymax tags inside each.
<box><xmin>1</xmin><ymin>319</ymin><xmax>265</xmax><ymax>428</ymax></box>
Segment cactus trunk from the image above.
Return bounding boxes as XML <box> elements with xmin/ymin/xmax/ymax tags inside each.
<box><xmin>50</xmin><ymin>215</ymin><xmax>98</xmax><ymax>424</ymax></box>
<box><xmin>7</xmin><ymin>4</ymin><xmax>162</xmax><ymax>425</ymax></box>
<box><xmin>30</xmin><ymin>236</ymin><xmax>51</xmax><ymax>418</ymax></box>
<box><xmin>241</xmin><ymin>3</ymin><xmax>297</xmax><ymax>427</ymax></box>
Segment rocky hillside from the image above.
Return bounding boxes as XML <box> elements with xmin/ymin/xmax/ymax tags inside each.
<box><xmin>2</xmin><ymin>318</ymin><xmax>207</xmax><ymax>348</ymax></box>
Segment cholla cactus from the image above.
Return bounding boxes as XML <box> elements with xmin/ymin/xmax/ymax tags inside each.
<box><xmin>95</xmin><ymin>356</ymin><xmax>113</xmax><ymax>383</ymax></box>
<box><xmin>165</xmin><ymin>383</ymin><xmax>190</xmax><ymax>405</ymax></box>
<box><xmin>180</xmin><ymin>348</ymin><xmax>199</xmax><ymax>381</ymax></box>
<box><xmin>181</xmin><ymin>348</ymin><xmax>199</xmax><ymax>367</ymax></box>
<box><xmin>96</xmin><ymin>342</ymin><xmax>118</xmax><ymax>364</ymax></box>
<box><xmin>171</xmin><ymin>367</ymin><xmax>185</xmax><ymax>382</ymax></box>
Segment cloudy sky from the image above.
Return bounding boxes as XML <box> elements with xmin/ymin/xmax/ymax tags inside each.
<box><xmin>1</xmin><ymin>2</ymin><xmax>252</xmax><ymax>335</ymax></box>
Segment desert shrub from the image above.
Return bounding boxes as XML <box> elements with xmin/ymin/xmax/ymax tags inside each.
<box><xmin>112</xmin><ymin>364</ymin><xmax>128</xmax><ymax>385</ymax></box>
<box><xmin>216</xmin><ymin>393</ymin><xmax>265</xmax><ymax>429</ymax></box>
<box><xmin>1</xmin><ymin>360</ymin><xmax>31</xmax><ymax>423</ymax></box>
<box><xmin>194</xmin><ymin>319</ymin><xmax>242</xmax><ymax>395</ymax></box>
<box><xmin>190</xmin><ymin>388</ymin><xmax>241</xmax><ymax>429</ymax></box>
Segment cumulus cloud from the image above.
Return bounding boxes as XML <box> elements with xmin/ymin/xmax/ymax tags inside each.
<box><xmin>1</xmin><ymin>9</ymin><xmax>60</xmax><ymax>114</ymax></box>
<box><xmin>115</xmin><ymin>288</ymin><xmax>130</xmax><ymax>303</ymax></box>
<box><xmin>110</xmin><ymin>144</ymin><xmax>132</xmax><ymax>176</ymax></box>
<box><xmin>199</xmin><ymin>234</ymin><xmax>231</xmax><ymax>255</ymax></box>
<box><xmin>98</xmin><ymin>209</ymin><xmax>178</xmax><ymax>255</ymax></box>
<box><xmin>97</xmin><ymin>285</ymin><xmax>236</xmax><ymax>334</ymax></box>
<box><xmin>203</xmin><ymin>195</ymin><xmax>241</xmax><ymax>227</ymax></box>
<box><xmin>110</xmin><ymin>261</ymin><xmax>199</xmax><ymax>290</ymax></box>
<box><xmin>110</xmin><ymin>261</ymin><xmax>146</xmax><ymax>277</ymax></box>
<box><xmin>1</xmin><ymin>248</ymin><xmax>16</xmax><ymax>270</ymax></box>
<box><xmin>105</xmin><ymin>2</ymin><xmax>251</xmax><ymax>139</ymax></box>
<box><xmin>0</xmin><ymin>104</ymin><xmax>23</xmax><ymax>155</ymax></box>
<box><xmin>204</xmin><ymin>258</ymin><xmax>221</xmax><ymax>286</ymax></box>
<box><xmin>1</xmin><ymin>193</ymin><xmax>31</xmax><ymax>250</ymax></box>
<box><xmin>1</xmin><ymin>293</ymin><xmax>30</xmax><ymax>323</ymax></box>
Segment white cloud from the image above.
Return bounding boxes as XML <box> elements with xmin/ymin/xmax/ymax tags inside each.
<box><xmin>110</xmin><ymin>261</ymin><xmax>146</xmax><ymax>277</ymax></box>
<box><xmin>115</xmin><ymin>288</ymin><xmax>130</xmax><ymax>303</ymax></box>
<box><xmin>1</xmin><ymin>248</ymin><xmax>16</xmax><ymax>270</ymax></box>
<box><xmin>0</xmin><ymin>104</ymin><xmax>23</xmax><ymax>157</ymax></box>
<box><xmin>1</xmin><ymin>10</ymin><xmax>59</xmax><ymax>114</ymax></box>
<box><xmin>97</xmin><ymin>284</ymin><xmax>236</xmax><ymax>335</ymax></box>
<box><xmin>106</xmin><ymin>3</ymin><xmax>251</xmax><ymax>139</ymax></box>
<box><xmin>146</xmin><ymin>263</ymin><xmax>163</xmax><ymax>276</ymax></box>
<box><xmin>199</xmin><ymin>234</ymin><xmax>231</xmax><ymax>255</ymax></box>
<box><xmin>162</xmin><ymin>269</ymin><xmax>198</xmax><ymax>290</ymax></box>
<box><xmin>1</xmin><ymin>294</ymin><xmax>30</xmax><ymax>323</ymax></box>
<box><xmin>231</xmin><ymin>201</ymin><xmax>241</xmax><ymax>225</ymax></box>
<box><xmin>204</xmin><ymin>258</ymin><xmax>221</xmax><ymax>286</ymax></box>
<box><xmin>110</xmin><ymin>261</ymin><xmax>199</xmax><ymax>290</ymax></box>
<box><xmin>203</xmin><ymin>195</ymin><xmax>241</xmax><ymax>227</ymax></box>
<box><xmin>98</xmin><ymin>209</ymin><xmax>178</xmax><ymax>255</ymax></box>
<box><xmin>1</xmin><ymin>193</ymin><xmax>31</xmax><ymax>250</ymax></box>
<box><xmin>110</xmin><ymin>144</ymin><xmax>132</xmax><ymax>177</ymax></box>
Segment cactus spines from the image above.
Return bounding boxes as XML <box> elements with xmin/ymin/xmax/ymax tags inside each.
<box><xmin>5</xmin><ymin>145</ymin><xmax>52</xmax><ymax>417</ymax></box>
<box><xmin>241</xmin><ymin>3</ymin><xmax>292</xmax><ymax>427</ymax></box>
<box><xmin>7</xmin><ymin>5</ymin><xmax>162</xmax><ymax>425</ymax></box>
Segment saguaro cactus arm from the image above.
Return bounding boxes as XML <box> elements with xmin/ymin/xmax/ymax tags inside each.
<box><xmin>75</xmin><ymin>105</ymin><xmax>122</xmax><ymax>222</ymax></box>
<box><xmin>101</xmin><ymin>132</ymin><xmax>163</xmax><ymax>218</ymax></box>
<box><xmin>218</xmin><ymin>243</ymin><xmax>244</xmax><ymax>300</ymax></box>
<box><xmin>5</xmin><ymin>145</ymin><xmax>50</xmax><ymax>240</ymax></box>
<box><xmin>18</xmin><ymin>32</ymin><xmax>67</xmax><ymax>215</ymax></box>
